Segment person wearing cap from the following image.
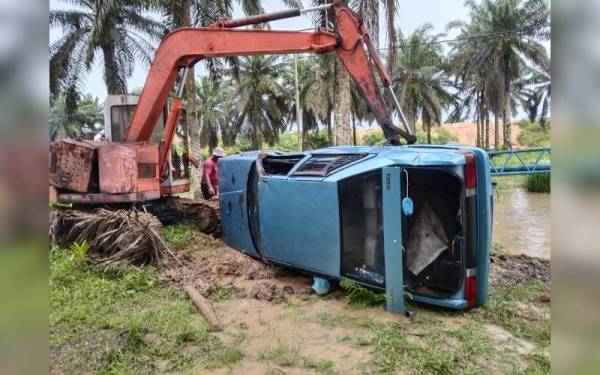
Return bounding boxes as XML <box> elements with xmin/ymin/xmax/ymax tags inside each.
<box><xmin>201</xmin><ymin>147</ymin><xmax>225</xmax><ymax>200</ymax></box>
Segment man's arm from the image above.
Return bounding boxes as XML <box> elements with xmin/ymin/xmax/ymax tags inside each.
<box><xmin>202</xmin><ymin>162</ymin><xmax>215</xmax><ymax>195</ymax></box>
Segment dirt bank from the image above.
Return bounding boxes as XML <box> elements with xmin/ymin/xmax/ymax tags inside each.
<box><xmin>159</xmin><ymin>233</ymin><xmax>313</xmax><ymax>303</ymax></box>
<box><xmin>157</xmin><ymin>234</ymin><xmax>550</xmax><ymax>373</ymax></box>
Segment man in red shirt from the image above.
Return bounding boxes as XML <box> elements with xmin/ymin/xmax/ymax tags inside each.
<box><xmin>201</xmin><ymin>147</ymin><xmax>225</xmax><ymax>200</ymax></box>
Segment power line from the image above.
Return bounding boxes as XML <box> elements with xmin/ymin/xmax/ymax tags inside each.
<box><xmin>376</xmin><ymin>23</ymin><xmax>551</xmax><ymax>51</ymax></box>
<box><xmin>275</xmin><ymin>23</ymin><xmax>550</xmax><ymax>64</ymax></box>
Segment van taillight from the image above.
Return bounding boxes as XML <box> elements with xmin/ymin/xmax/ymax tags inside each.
<box><xmin>457</xmin><ymin>151</ymin><xmax>477</xmax><ymax>196</ymax></box>
<box><xmin>465</xmin><ymin>268</ymin><xmax>477</xmax><ymax>308</ymax></box>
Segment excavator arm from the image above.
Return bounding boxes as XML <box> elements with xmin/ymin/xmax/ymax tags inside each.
<box><xmin>124</xmin><ymin>1</ymin><xmax>416</xmax><ymax>164</ymax></box>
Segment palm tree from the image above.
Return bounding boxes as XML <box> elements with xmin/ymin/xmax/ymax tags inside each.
<box><xmin>196</xmin><ymin>76</ymin><xmax>226</xmax><ymax>153</ymax></box>
<box><xmin>311</xmin><ymin>0</ymin><xmax>399</xmax><ymax>145</ymax></box>
<box><xmin>49</xmin><ymin>0</ymin><xmax>164</xmax><ymax>114</ymax></box>
<box><xmin>351</xmin><ymin>0</ymin><xmax>400</xmax><ymax>71</ymax></box>
<box><xmin>449</xmin><ymin>0</ymin><xmax>550</xmax><ymax>148</ymax></box>
<box><xmin>516</xmin><ymin>66</ymin><xmax>551</xmax><ymax>127</ymax></box>
<box><xmin>234</xmin><ymin>56</ymin><xmax>290</xmax><ymax>149</ymax></box>
<box><xmin>283</xmin><ymin>57</ymin><xmax>331</xmax><ymax>147</ymax></box>
<box><xmin>50</xmin><ymin>93</ymin><xmax>102</xmax><ymax>141</ymax></box>
<box><xmin>391</xmin><ymin>25</ymin><xmax>453</xmax><ymax>144</ymax></box>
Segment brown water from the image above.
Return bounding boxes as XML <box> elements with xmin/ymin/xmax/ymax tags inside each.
<box><xmin>493</xmin><ymin>188</ymin><xmax>551</xmax><ymax>259</ymax></box>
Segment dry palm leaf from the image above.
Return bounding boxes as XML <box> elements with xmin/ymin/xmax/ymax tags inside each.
<box><xmin>62</xmin><ymin>208</ymin><xmax>177</xmax><ymax>266</ymax></box>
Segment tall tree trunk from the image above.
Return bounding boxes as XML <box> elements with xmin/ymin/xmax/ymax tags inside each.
<box><xmin>351</xmin><ymin>113</ymin><xmax>357</xmax><ymax>146</ymax></box>
<box><xmin>181</xmin><ymin>3</ymin><xmax>202</xmax><ymax>199</ymax></box>
<box><xmin>475</xmin><ymin>94</ymin><xmax>481</xmax><ymax>147</ymax></box>
<box><xmin>426</xmin><ymin>122</ymin><xmax>432</xmax><ymax>144</ymax></box>
<box><xmin>503</xmin><ymin>56</ymin><xmax>512</xmax><ymax>149</ymax></box>
<box><xmin>494</xmin><ymin>112</ymin><xmax>500</xmax><ymax>149</ymax></box>
<box><xmin>326</xmin><ymin>107</ymin><xmax>333</xmax><ymax>146</ymax></box>
<box><xmin>333</xmin><ymin>59</ymin><xmax>352</xmax><ymax>145</ymax></box>
<box><xmin>102</xmin><ymin>43</ymin><xmax>126</xmax><ymax>94</ymax></box>
<box><xmin>485</xmin><ymin>111</ymin><xmax>490</xmax><ymax>150</ymax></box>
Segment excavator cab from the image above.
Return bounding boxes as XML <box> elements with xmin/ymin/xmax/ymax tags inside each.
<box><xmin>103</xmin><ymin>95</ymin><xmax>193</xmax><ymax>194</ymax></box>
<box><xmin>50</xmin><ymin>94</ymin><xmax>192</xmax><ymax>204</ymax></box>
<box><xmin>102</xmin><ymin>94</ymin><xmax>164</xmax><ymax>143</ymax></box>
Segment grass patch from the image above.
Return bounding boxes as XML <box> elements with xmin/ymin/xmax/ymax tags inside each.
<box><xmin>492</xmin><ymin>241</ymin><xmax>511</xmax><ymax>256</ymax></box>
<box><xmin>162</xmin><ymin>221</ymin><xmax>196</xmax><ymax>250</ymax></box>
<box><xmin>523</xmin><ymin>174</ymin><xmax>551</xmax><ymax>193</ymax></box>
<box><xmin>366</xmin><ymin>319</ymin><xmax>508</xmax><ymax>375</ymax></box>
<box><xmin>50</xmin><ymin>247</ymin><xmax>241</xmax><ymax>373</ymax></box>
<box><xmin>210</xmin><ymin>284</ymin><xmax>233</xmax><ymax>301</ymax></box>
<box><xmin>258</xmin><ymin>342</ymin><xmax>301</xmax><ymax>367</ymax></box>
<box><xmin>479</xmin><ymin>279</ymin><xmax>551</xmax><ymax>347</ymax></box>
<box><xmin>302</xmin><ymin>356</ymin><xmax>335</xmax><ymax>373</ymax></box>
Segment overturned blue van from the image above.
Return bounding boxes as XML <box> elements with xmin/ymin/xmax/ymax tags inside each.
<box><xmin>218</xmin><ymin>145</ymin><xmax>492</xmax><ymax>313</ymax></box>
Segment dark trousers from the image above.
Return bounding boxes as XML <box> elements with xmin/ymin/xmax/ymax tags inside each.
<box><xmin>201</xmin><ymin>183</ymin><xmax>215</xmax><ymax>199</ymax></box>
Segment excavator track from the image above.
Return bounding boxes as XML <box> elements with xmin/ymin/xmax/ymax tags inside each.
<box><xmin>145</xmin><ymin>197</ymin><xmax>221</xmax><ymax>235</ymax></box>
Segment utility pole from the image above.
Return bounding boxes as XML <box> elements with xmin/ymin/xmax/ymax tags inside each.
<box><xmin>294</xmin><ymin>54</ymin><xmax>303</xmax><ymax>151</ymax></box>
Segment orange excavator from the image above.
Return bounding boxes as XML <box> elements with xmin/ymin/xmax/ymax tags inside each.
<box><xmin>49</xmin><ymin>1</ymin><xmax>415</xmax><ymax>232</ymax></box>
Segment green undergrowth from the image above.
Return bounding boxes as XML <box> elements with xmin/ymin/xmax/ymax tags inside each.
<box><xmin>523</xmin><ymin>174</ymin><xmax>551</xmax><ymax>193</ymax></box>
<box><xmin>49</xmin><ymin>246</ymin><xmax>241</xmax><ymax>373</ymax></box>
<box><xmin>162</xmin><ymin>221</ymin><xmax>196</xmax><ymax>250</ymax></box>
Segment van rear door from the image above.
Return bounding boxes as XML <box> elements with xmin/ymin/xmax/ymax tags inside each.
<box><xmin>381</xmin><ymin>167</ymin><xmax>405</xmax><ymax>314</ymax></box>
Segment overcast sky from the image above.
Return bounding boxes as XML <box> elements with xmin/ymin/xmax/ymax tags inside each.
<box><xmin>50</xmin><ymin>0</ymin><xmax>473</xmax><ymax>99</ymax></box>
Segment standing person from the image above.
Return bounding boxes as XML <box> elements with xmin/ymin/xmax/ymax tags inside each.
<box><xmin>201</xmin><ymin>147</ymin><xmax>225</xmax><ymax>200</ymax></box>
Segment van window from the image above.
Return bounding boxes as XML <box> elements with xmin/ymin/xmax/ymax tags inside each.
<box><xmin>110</xmin><ymin>105</ymin><xmax>164</xmax><ymax>142</ymax></box>
<box><xmin>339</xmin><ymin>170</ymin><xmax>385</xmax><ymax>286</ymax></box>
<box><xmin>294</xmin><ymin>154</ymin><xmax>367</xmax><ymax>177</ymax></box>
<box><xmin>261</xmin><ymin>155</ymin><xmax>304</xmax><ymax>176</ymax></box>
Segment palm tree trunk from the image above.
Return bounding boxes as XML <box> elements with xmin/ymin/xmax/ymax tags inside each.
<box><xmin>352</xmin><ymin>113</ymin><xmax>357</xmax><ymax>146</ymax></box>
<box><xmin>503</xmin><ymin>56</ymin><xmax>512</xmax><ymax>149</ymax></box>
<box><xmin>326</xmin><ymin>107</ymin><xmax>333</xmax><ymax>146</ymax></box>
<box><xmin>102</xmin><ymin>44</ymin><xmax>126</xmax><ymax>94</ymax></box>
<box><xmin>427</xmin><ymin>122</ymin><xmax>432</xmax><ymax>144</ymax></box>
<box><xmin>333</xmin><ymin>59</ymin><xmax>352</xmax><ymax>146</ymax></box>
<box><xmin>476</xmin><ymin>93</ymin><xmax>481</xmax><ymax>147</ymax></box>
<box><xmin>179</xmin><ymin>3</ymin><xmax>202</xmax><ymax>199</ymax></box>
<box><xmin>485</xmin><ymin>111</ymin><xmax>490</xmax><ymax>150</ymax></box>
<box><xmin>494</xmin><ymin>112</ymin><xmax>500</xmax><ymax>149</ymax></box>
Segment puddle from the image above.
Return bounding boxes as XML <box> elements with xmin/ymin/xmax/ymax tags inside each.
<box><xmin>493</xmin><ymin>187</ymin><xmax>550</xmax><ymax>259</ymax></box>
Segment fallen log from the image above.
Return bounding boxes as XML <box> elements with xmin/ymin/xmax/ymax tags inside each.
<box><xmin>184</xmin><ymin>285</ymin><xmax>223</xmax><ymax>332</ymax></box>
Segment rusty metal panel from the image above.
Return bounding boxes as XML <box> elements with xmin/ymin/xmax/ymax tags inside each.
<box><xmin>132</xmin><ymin>142</ymin><xmax>159</xmax><ymax>192</ymax></box>
<box><xmin>98</xmin><ymin>144</ymin><xmax>137</xmax><ymax>193</ymax></box>
<box><xmin>49</xmin><ymin>139</ymin><xmax>95</xmax><ymax>192</ymax></box>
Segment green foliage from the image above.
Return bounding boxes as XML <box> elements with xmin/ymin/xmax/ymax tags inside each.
<box><xmin>162</xmin><ymin>221</ymin><xmax>196</xmax><ymax>250</ymax></box>
<box><xmin>433</xmin><ymin>127</ymin><xmax>459</xmax><ymax>144</ymax></box>
<box><xmin>49</xmin><ymin>93</ymin><xmax>103</xmax><ymax>140</ymax></box>
<box><xmin>361</xmin><ymin>130</ymin><xmax>387</xmax><ymax>146</ymax></box>
<box><xmin>304</xmin><ymin>132</ymin><xmax>330</xmax><ymax>150</ymax></box>
<box><xmin>339</xmin><ymin>279</ymin><xmax>386</xmax><ymax>307</ymax></box>
<box><xmin>517</xmin><ymin>121</ymin><xmax>551</xmax><ymax>147</ymax></box>
<box><xmin>50</xmin><ymin>2</ymin><xmax>162</xmax><ymax>108</ymax></box>
<box><xmin>68</xmin><ymin>240</ymin><xmax>89</xmax><ymax>262</ymax></box>
<box><xmin>50</xmin><ymin>248</ymin><xmax>242</xmax><ymax>373</ymax></box>
<box><xmin>523</xmin><ymin>174</ymin><xmax>551</xmax><ymax>193</ymax></box>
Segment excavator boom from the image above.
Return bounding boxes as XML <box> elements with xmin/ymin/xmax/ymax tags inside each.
<box><xmin>123</xmin><ymin>1</ymin><xmax>416</xmax><ymax>149</ymax></box>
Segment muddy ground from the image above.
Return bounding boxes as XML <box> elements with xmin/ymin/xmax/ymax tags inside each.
<box><xmin>157</xmin><ymin>231</ymin><xmax>551</xmax><ymax>374</ymax></box>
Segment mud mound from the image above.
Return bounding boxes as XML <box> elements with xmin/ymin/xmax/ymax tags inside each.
<box><xmin>490</xmin><ymin>253</ymin><xmax>550</xmax><ymax>284</ymax></box>
<box><xmin>159</xmin><ymin>238</ymin><xmax>312</xmax><ymax>302</ymax></box>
